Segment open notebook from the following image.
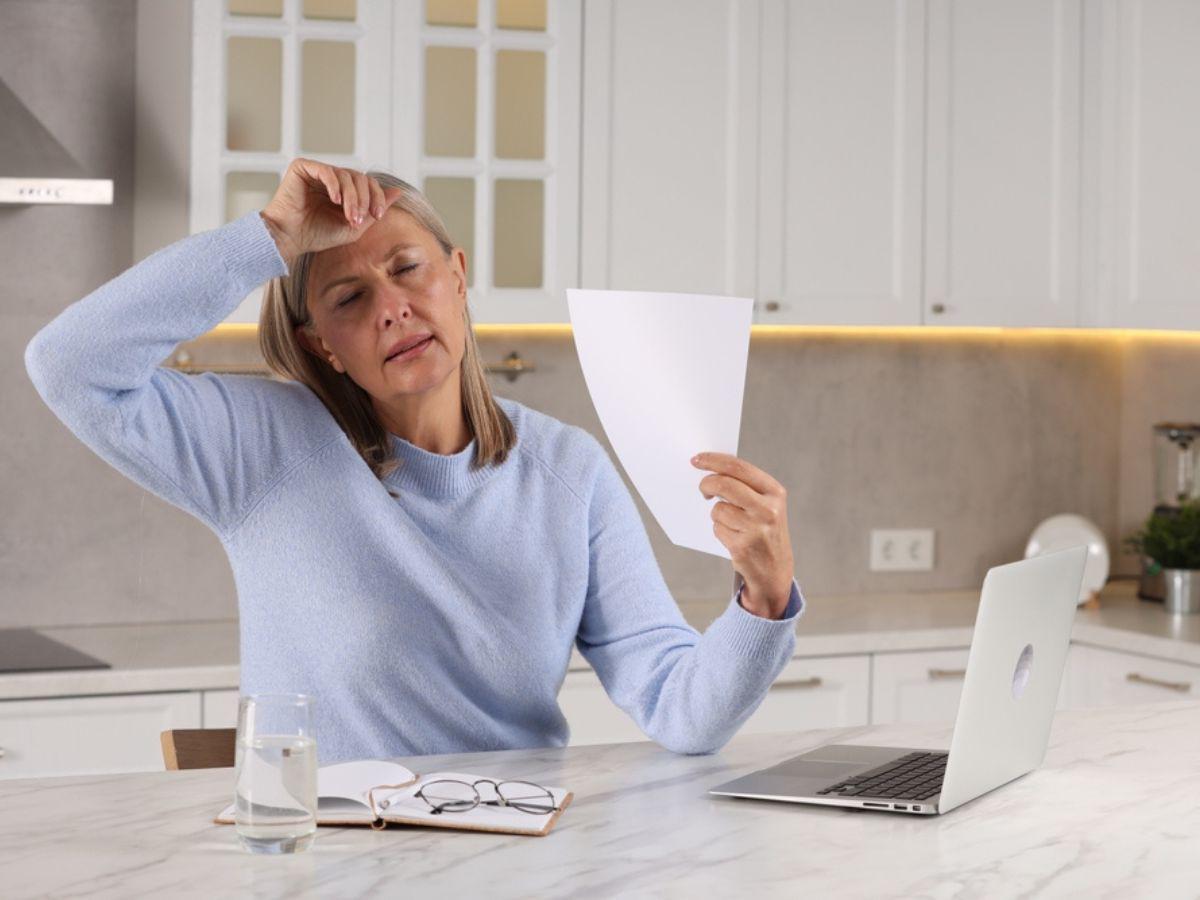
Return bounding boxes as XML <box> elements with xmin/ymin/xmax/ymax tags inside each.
<box><xmin>214</xmin><ymin>759</ymin><xmax>572</xmax><ymax>837</ymax></box>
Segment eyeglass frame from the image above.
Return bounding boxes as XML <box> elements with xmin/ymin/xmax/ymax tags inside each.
<box><xmin>366</xmin><ymin>777</ymin><xmax>559</xmax><ymax>827</ymax></box>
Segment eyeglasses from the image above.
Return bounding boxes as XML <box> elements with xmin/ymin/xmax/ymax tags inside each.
<box><xmin>367</xmin><ymin>778</ymin><xmax>558</xmax><ymax>821</ymax></box>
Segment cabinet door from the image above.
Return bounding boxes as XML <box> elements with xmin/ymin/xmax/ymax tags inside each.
<box><xmin>1071</xmin><ymin>644</ymin><xmax>1198</xmax><ymax>707</ymax></box>
<box><xmin>757</xmin><ymin>0</ymin><xmax>925</xmax><ymax>325</ymax></box>
<box><xmin>579</xmin><ymin>0</ymin><xmax>758</xmax><ymax>300</ymax></box>
<box><xmin>923</xmin><ymin>0</ymin><xmax>1083</xmax><ymax>326</ymax></box>
<box><xmin>202</xmin><ymin>688</ymin><xmax>242</xmax><ymax>729</ymax></box>
<box><xmin>0</xmin><ymin>692</ymin><xmax>202</xmax><ymax>780</ymax></box>
<box><xmin>1094</xmin><ymin>0</ymin><xmax>1200</xmax><ymax>329</ymax></box>
<box><xmin>558</xmin><ymin>669</ymin><xmax>646</xmax><ymax>746</ymax></box>
<box><xmin>740</xmin><ymin>655</ymin><xmax>870</xmax><ymax>733</ymax></box>
<box><xmin>871</xmin><ymin>648</ymin><xmax>971</xmax><ymax>724</ymax></box>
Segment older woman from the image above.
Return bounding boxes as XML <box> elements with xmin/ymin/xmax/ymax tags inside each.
<box><xmin>24</xmin><ymin>158</ymin><xmax>805</xmax><ymax>763</ymax></box>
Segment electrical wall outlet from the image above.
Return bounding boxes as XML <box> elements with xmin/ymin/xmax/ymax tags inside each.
<box><xmin>869</xmin><ymin>529</ymin><xmax>935</xmax><ymax>571</ymax></box>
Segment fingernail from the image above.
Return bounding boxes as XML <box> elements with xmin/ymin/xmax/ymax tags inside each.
<box><xmin>691</xmin><ymin>455</ymin><xmax>701</xmax><ymax>464</ymax></box>
<box><xmin>373</xmin><ymin>205</ymin><xmax>383</xmax><ymax>218</ymax></box>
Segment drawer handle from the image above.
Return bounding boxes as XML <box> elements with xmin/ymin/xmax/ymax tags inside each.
<box><xmin>1126</xmin><ymin>672</ymin><xmax>1192</xmax><ymax>693</ymax></box>
<box><xmin>928</xmin><ymin>668</ymin><xmax>966</xmax><ymax>680</ymax></box>
<box><xmin>776</xmin><ymin>676</ymin><xmax>823</xmax><ymax>689</ymax></box>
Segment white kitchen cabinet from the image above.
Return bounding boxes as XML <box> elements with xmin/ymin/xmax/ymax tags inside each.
<box><xmin>1068</xmin><ymin>643</ymin><xmax>1198</xmax><ymax>707</ymax></box>
<box><xmin>872</xmin><ymin>643</ymin><xmax>1085</xmax><ymax>725</ymax></box>
<box><xmin>0</xmin><ymin>692</ymin><xmax>201</xmax><ymax>780</ymax></box>
<box><xmin>579</xmin><ymin>0</ymin><xmax>758</xmax><ymax>300</ymax></box>
<box><xmin>740</xmin><ymin>655</ymin><xmax>870</xmax><ymax>733</ymax></box>
<box><xmin>190</xmin><ymin>0</ymin><xmax>581</xmax><ymax>325</ymax></box>
<box><xmin>754</xmin><ymin>0</ymin><xmax>925</xmax><ymax>325</ymax></box>
<box><xmin>871</xmin><ymin>648</ymin><xmax>971</xmax><ymax>725</ymax></box>
<box><xmin>1092</xmin><ymin>0</ymin><xmax>1200</xmax><ymax>329</ymax></box>
<box><xmin>921</xmin><ymin>0</ymin><xmax>1082</xmax><ymax>327</ymax></box>
<box><xmin>202</xmin><ymin>688</ymin><xmax>241</xmax><ymax>729</ymax></box>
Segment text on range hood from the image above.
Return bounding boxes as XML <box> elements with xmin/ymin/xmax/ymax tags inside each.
<box><xmin>0</xmin><ymin>77</ymin><xmax>113</xmax><ymax>206</ymax></box>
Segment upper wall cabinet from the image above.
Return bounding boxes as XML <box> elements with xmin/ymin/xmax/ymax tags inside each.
<box><xmin>578</xmin><ymin>0</ymin><xmax>759</xmax><ymax>300</ymax></box>
<box><xmin>756</xmin><ymin>0</ymin><xmax>1083</xmax><ymax>327</ymax></box>
<box><xmin>1093</xmin><ymin>0</ymin><xmax>1200</xmax><ymax>329</ymax></box>
<box><xmin>755</xmin><ymin>0</ymin><xmax>926</xmax><ymax>325</ymax></box>
<box><xmin>921</xmin><ymin>0</ymin><xmax>1082</xmax><ymax>327</ymax></box>
<box><xmin>191</xmin><ymin>0</ymin><xmax>580</xmax><ymax>325</ymax></box>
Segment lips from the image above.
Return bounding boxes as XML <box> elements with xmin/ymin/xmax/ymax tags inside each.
<box><xmin>385</xmin><ymin>333</ymin><xmax>433</xmax><ymax>361</ymax></box>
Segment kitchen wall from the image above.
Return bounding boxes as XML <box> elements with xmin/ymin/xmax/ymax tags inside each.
<box><xmin>3</xmin><ymin>0</ymin><xmax>1197</xmax><ymax>629</ymax></box>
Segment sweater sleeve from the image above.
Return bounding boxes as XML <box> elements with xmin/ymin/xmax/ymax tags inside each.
<box><xmin>23</xmin><ymin>210</ymin><xmax>321</xmax><ymax>541</ymax></box>
<box><xmin>573</xmin><ymin>440</ymin><xmax>806</xmax><ymax>755</ymax></box>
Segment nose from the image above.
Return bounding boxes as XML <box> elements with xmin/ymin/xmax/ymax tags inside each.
<box><xmin>374</xmin><ymin>279</ymin><xmax>413</xmax><ymax>328</ymax></box>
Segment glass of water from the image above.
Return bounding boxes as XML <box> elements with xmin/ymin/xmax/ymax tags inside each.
<box><xmin>234</xmin><ymin>693</ymin><xmax>318</xmax><ymax>854</ymax></box>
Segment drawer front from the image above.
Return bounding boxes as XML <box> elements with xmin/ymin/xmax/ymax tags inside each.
<box><xmin>1073</xmin><ymin>644</ymin><xmax>1199</xmax><ymax>707</ymax></box>
<box><xmin>559</xmin><ymin>670</ymin><xmax>646</xmax><ymax>746</ymax></box>
<box><xmin>873</xmin><ymin>644</ymin><xmax>1085</xmax><ymax>723</ymax></box>
<box><xmin>741</xmin><ymin>655</ymin><xmax>870</xmax><ymax>733</ymax></box>
<box><xmin>871</xmin><ymin>648</ymin><xmax>971</xmax><ymax>725</ymax></box>
<box><xmin>0</xmin><ymin>692</ymin><xmax>202</xmax><ymax>780</ymax></box>
<box><xmin>202</xmin><ymin>689</ymin><xmax>241</xmax><ymax>729</ymax></box>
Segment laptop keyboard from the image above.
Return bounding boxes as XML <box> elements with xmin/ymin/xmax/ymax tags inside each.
<box><xmin>816</xmin><ymin>751</ymin><xmax>948</xmax><ymax>801</ymax></box>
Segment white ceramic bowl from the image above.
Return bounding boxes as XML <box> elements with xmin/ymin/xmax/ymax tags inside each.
<box><xmin>1024</xmin><ymin>514</ymin><xmax>1110</xmax><ymax>604</ymax></box>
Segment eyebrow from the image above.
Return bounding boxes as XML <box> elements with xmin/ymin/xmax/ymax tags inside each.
<box><xmin>319</xmin><ymin>244</ymin><xmax>420</xmax><ymax>299</ymax></box>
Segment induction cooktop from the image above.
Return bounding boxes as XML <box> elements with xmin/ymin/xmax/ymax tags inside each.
<box><xmin>0</xmin><ymin>628</ymin><xmax>111</xmax><ymax>674</ymax></box>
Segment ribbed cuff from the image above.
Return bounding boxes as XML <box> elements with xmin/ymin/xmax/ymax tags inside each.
<box><xmin>211</xmin><ymin>210</ymin><xmax>291</xmax><ymax>295</ymax></box>
<box><xmin>706</xmin><ymin>576</ymin><xmax>805</xmax><ymax>664</ymax></box>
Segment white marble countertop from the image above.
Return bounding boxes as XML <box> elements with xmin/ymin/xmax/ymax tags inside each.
<box><xmin>1</xmin><ymin>699</ymin><xmax>1197</xmax><ymax>898</ymax></box>
<box><xmin>3</xmin><ymin>578</ymin><xmax>1197</xmax><ymax>701</ymax></box>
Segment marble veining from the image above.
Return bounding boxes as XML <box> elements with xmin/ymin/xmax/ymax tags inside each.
<box><xmin>0</xmin><ymin>700</ymin><xmax>1197</xmax><ymax>897</ymax></box>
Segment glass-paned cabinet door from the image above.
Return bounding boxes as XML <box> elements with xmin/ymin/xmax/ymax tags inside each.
<box><xmin>395</xmin><ymin>0</ymin><xmax>581</xmax><ymax>323</ymax></box>
<box><xmin>192</xmin><ymin>0</ymin><xmax>391</xmax><ymax>324</ymax></box>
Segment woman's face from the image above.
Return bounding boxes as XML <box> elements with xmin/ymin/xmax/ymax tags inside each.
<box><xmin>297</xmin><ymin>208</ymin><xmax>468</xmax><ymax>403</ymax></box>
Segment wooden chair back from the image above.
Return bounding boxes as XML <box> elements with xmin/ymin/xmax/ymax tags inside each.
<box><xmin>160</xmin><ymin>728</ymin><xmax>237</xmax><ymax>770</ymax></box>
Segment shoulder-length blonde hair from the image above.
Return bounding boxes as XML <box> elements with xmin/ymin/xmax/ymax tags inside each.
<box><xmin>258</xmin><ymin>170</ymin><xmax>515</xmax><ymax>496</ymax></box>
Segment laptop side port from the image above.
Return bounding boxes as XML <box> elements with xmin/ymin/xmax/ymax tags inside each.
<box><xmin>894</xmin><ymin>804</ymin><xmax>907</xmax><ymax>811</ymax></box>
<box><xmin>863</xmin><ymin>802</ymin><xmax>889</xmax><ymax>808</ymax></box>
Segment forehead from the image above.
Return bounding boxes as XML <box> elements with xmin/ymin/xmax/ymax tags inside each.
<box><xmin>308</xmin><ymin>209</ymin><xmax>434</xmax><ymax>287</ymax></box>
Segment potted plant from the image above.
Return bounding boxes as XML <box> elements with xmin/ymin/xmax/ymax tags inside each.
<box><xmin>1124</xmin><ymin>499</ymin><xmax>1200</xmax><ymax>614</ymax></box>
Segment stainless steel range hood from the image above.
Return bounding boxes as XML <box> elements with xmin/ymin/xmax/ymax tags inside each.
<box><xmin>0</xmin><ymin>77</ymin><xmax>113</xmax><ymax>205</ymax></box>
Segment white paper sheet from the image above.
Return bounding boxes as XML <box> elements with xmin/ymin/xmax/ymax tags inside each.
<box><xmin>566</xmin><ymin>289</ymin><xmax>754</xmax><ymax>559</ymax></box>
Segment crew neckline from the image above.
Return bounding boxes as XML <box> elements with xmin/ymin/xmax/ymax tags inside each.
<box><xmin>383</xmin><ymin>396</ymin><xmax>521</xmax><ymax>497</ymax></box>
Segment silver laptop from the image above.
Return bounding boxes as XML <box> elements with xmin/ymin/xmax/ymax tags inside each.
<box><xmin>709</xmin><ymin>544</ymin><xmax>1088</xmax><ymax>816</ymax></box>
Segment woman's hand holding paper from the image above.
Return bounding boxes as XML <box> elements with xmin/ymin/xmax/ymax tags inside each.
<box><xmin>691</xmin><ymin>452</ymin><xmax>796</xmax><ymax>620</ymax></box>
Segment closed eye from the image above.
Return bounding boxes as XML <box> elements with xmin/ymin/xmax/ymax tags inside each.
<box><xmin>335</xmin><ymin>264</ymin><xmax>419</xmax><ymax>308</ymax></box>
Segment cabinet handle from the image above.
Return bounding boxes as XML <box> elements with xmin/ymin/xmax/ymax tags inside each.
<box><xmin>930</xmin><ymin>303</ymin><xmax>946</xmax><ymax>315</ymax></box>
<box><xmin>0</xmin><ymin>745</ymin><xmax>5</xmax><ymax>758</ymax></box>
<box><xmin>927</xmin><ymin>668</ymin><xmax>966</xmax><ymax>680</ymax></box>
<box><xmin>776</xmin><ymin>676</ymin><xmax>822</xmax><ymax>689</ymax></box>
<box><xmin>1126</xmin><ymin>672</ymin><xmax>1192</xmax><ymax>693</ymax></box>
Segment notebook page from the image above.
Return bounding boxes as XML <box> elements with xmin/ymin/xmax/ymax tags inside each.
<box><xmin>373</xmin><ymin>771</ymin><xmax>568</xmax><ymax>833</ymax></box>
<box><xmin>215</xmin><ymin>758</ymin><xmax>417</xmax><ymax>821</ymax></box>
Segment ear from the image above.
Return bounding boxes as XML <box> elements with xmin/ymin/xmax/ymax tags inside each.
<box><xmin>450</xmin><ymin>247</ymin><xmax>468</xmax><ymax>300</ymax></box>
<box><xmin>294</xmin><ymin>324</ymin><xmax>345</xmax><ymax>374</ymax></box>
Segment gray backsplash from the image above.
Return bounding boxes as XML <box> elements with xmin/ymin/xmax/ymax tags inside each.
<box><xmin>3</xmin><ymin>0</ymin><xmax>1197</xmax><ymax>628</ymax></box>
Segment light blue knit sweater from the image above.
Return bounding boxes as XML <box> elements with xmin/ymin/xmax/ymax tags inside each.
<box><xmin>23</xmin><ymin>210</ymin><xmax>805</xmax><ymax>762</ymax></box>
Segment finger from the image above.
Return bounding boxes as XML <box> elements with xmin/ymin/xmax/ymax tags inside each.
<box><xmin>367</xmin><ymin>177</ymin><xmax>386</xmax><ymax>219</ymax></box>
<box><xmin>713</xmin><ymin>519</ymin><xmax>746</xmax><ymax>551</ymax></box>
<box><xmin>351</xmin><ymin>170</ymin><xmax>371</xmax><ymax>223</ymax></box>
<box><xmin>711</xmin><ymin>500</ymin><xmax>751</xmax><ymax>532</ymax></box>
<box><xmin>381</xmin><ymin>186</ymin><xmax>405</xmax><ymax>211</ymax></box>
<box><xmin>295</xmin><ymin>157</ymin><xmax>341</xmax><ymax>205</ymax></box>
<box><xmin>336</xmin><ymin>169</ymin><xmax>358</xmax><ymax>225</ymax></box>
<box><xmin>692</xmin><ymin>452</ymin><xmax>783</xmax><ymax>496</ymax></box>
<box><xmin>699</xmin><ymin>473</ymin><xmax>761</xmax><ymax>509</ymax></box>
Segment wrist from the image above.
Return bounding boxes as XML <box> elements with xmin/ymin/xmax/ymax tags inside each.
<box><xmin>738</xmin><ymin>580</ymin><xmax>789</xmax><ymax>620</ymax></box>
<box><xmin>258</xmin><ymin>209</ymin><xmax>298</xmax><ymax>270</ymax></box>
